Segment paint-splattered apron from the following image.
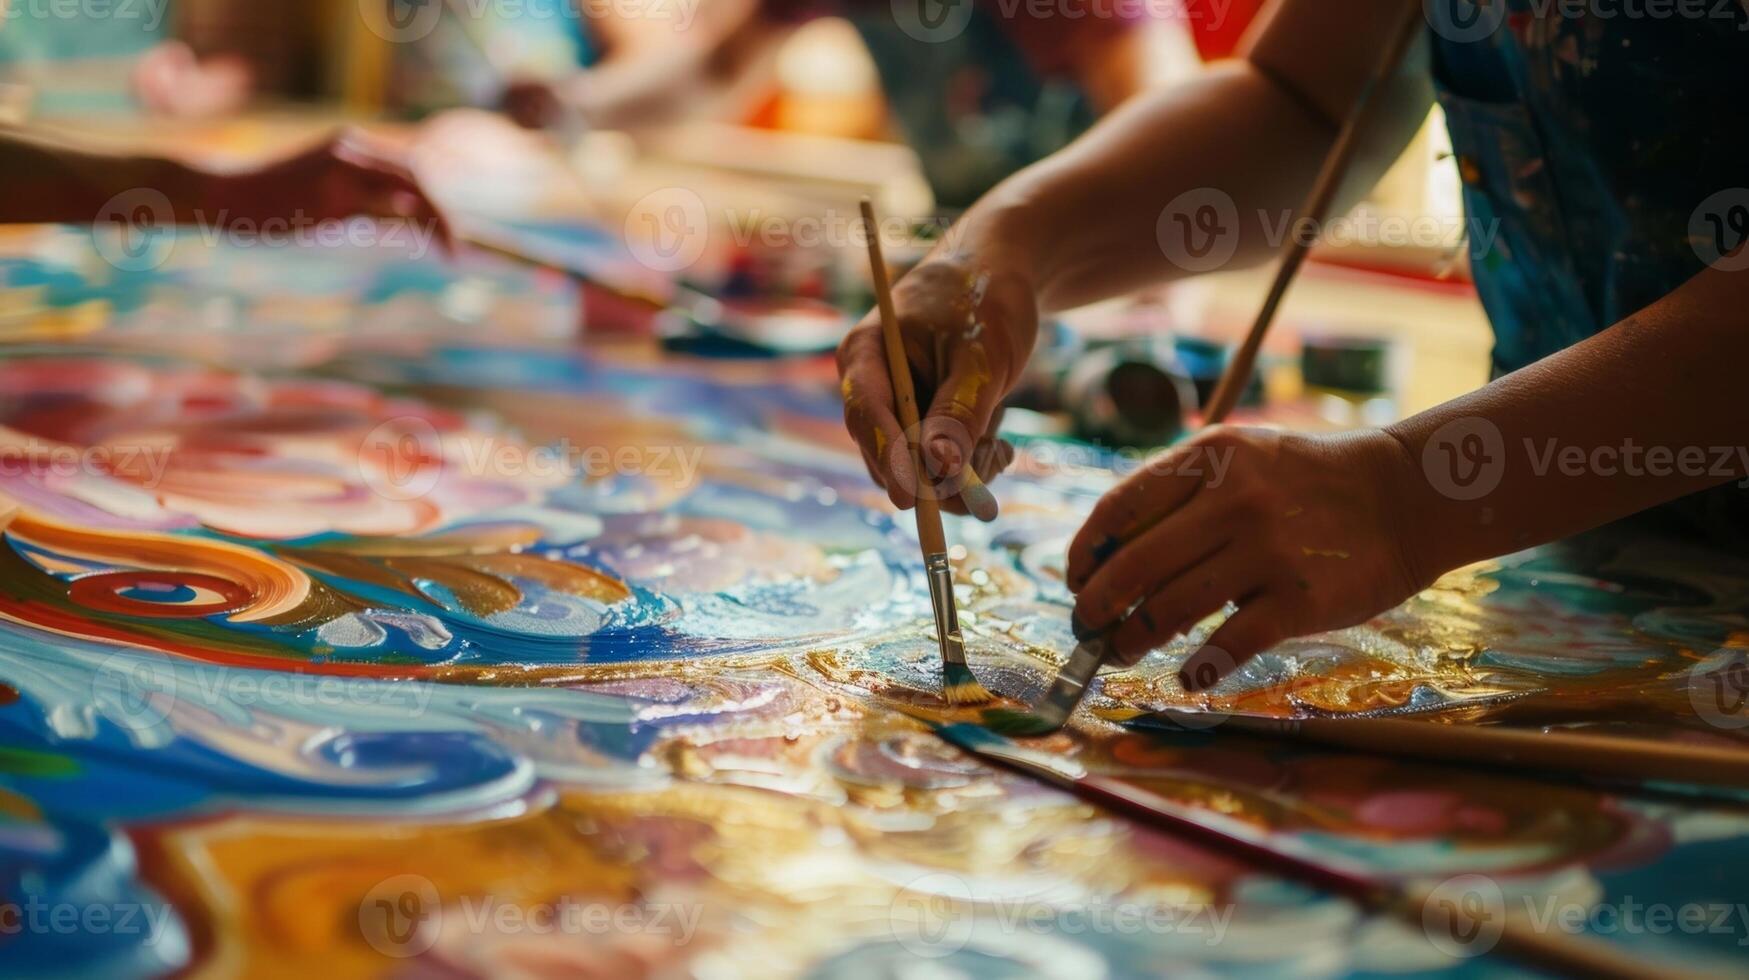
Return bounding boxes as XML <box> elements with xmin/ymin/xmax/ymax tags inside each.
<box><xmin>1428</xmin><ymin>3</ymin><xmax>1749</xmax><ymax>536</ymax></box>
<box><xmin>1429</xmin><ymin>1</ymin><xmax>1749</xmax><ymax>372</ymax></box>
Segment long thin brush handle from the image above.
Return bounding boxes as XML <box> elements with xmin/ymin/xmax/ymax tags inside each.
<box><xmin>935</xmin><ymin>724</ymin><xmax>1693</xmax><ymax>980</ymax></box>
<box><xmin>1154</xmin><ymin>711</ymin><xmax>1749</xmax><ymax>791</ymax></box>
<box><xmin>861</xmin><ymin>198</ymin><xmax>948</xmax><ymax>557</ymax></box>
<box><xmin>1202</xmin><ymin>2</ymin><xmax>1426</xmax><ymax>424</ymax></box>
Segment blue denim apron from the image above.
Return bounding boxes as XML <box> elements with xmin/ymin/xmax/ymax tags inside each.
<box><xmin>1428</xmin><ymin>2</ymin><xmax>1749</xmax><ymax>537</ymax></box>
<box><xmin>1428</xmin><ymin>1</ymin><xmax>1749</xmax><ymax>375</ymax></box>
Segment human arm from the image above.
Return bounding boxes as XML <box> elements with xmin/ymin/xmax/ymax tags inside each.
<box><xmin>1072</xmin><ymin>258</ymin><xmax>1749</xmax><ymax>688</ymax></box>
<box><xmin>0</xmin><ymin>126</ymin><xmax>450</xmax><ymax>248</ymax></box>
<box><xmin>835</xmin><ymin>0</ymin><xmax>1435</xmax><ymax>514</ymax></box>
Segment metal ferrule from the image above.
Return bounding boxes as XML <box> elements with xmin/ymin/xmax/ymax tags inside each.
<box><xmin>1040</xmin><ymin>635</ymin><xmax>1111</xmax><ymax>722</ymax></box>
<box><xmin>924</xmin><ymin>553</ymin><xmax>966</xmax><ymax>666</ymax></box>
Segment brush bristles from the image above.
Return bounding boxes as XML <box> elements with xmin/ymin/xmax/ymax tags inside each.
<box><xmin>942</xmin><ymin>661</ymin><xmax>995</xmax><ymax>706</ymax></box>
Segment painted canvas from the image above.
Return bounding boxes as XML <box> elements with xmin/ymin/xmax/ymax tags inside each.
<box><xmin>1</xmin><ymin>229</ymin><xmax>1747</xmax><ymax>978</ymax></box>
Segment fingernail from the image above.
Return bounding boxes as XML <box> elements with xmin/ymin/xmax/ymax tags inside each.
<box><xmin>958</xmin><ymin>473</ymin><xmax>998</xmax><ymax>522</ymax></box>
<box><xmin>927</xmin><ymin>435</ymin><xmax>962</xmax><ymax>477</ymax></box>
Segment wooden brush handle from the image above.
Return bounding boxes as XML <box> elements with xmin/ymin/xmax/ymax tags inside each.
<box><xmin>861</xmin><ymin>199</ymin><xmax>948</xmax><ymax>556</ymax></box>
<box><xmin>1202</xmin><ymin>2</ymin><xmax>1427</xmax><ymax>425</ymax></box>
<box><xmin>1158</xmin><ymin>711</ymin><xmax>1749</xmax><ymax>792</ymax></box>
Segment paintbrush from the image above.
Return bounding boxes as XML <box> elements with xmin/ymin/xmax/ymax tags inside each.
<box><xmin>927</xmin><ymin>720</ymin><xmax>1700</xmax><ymax>980</ymax></box>
<box><xmin>860</xmin><ymin>198</ymin><xmax>993</xmax><ymax>707</ymax></box>
<box><xmin>982</xmin><ymin>1</ymin><xmax>1427</xmax><ymax>737</ymax></box>
<box><xmin>1138</xmin><ymin>709</ymin><xmax>1749</xmax><ymax>800</ymax></box>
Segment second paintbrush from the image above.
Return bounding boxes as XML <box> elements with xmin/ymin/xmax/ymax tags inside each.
<box><xmin>859</xmin><ymin>198</ymin><xmax>993</xmax><ymax>707</ymax></box>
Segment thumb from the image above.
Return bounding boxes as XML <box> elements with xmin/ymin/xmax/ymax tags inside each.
<box><xmin>919</xmin><ymin>338</ymin><xmax>1003</xmax><ymax>498</ymax></box>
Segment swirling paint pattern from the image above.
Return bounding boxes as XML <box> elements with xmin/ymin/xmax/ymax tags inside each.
<box><xmin>0</xmin><ymin>336</ymin><xmax>1745</xmax><ymax>978</ymax></box>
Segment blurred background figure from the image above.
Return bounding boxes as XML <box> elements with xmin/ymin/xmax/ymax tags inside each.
<box><xmin>0</xmin><ymin>0</ymin><xmax>293</xmax><ymax>118</ymax></box>
<box><xmin>390</xmin><ymin>0</ymin><xmax>1206</xmax><ymax>206</ymax></box>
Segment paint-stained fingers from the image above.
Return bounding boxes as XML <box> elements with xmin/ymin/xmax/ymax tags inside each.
<box><xmin>933</xmin><ymin>434</ymin><xmax>1013</xmax><ymax>519</ymax></box>
<box><xmin>1071</xmin><ymin>488</ymin><xmax>1229</xmax><ymax>635</ymax></box>
<box><xmin>919</xmin><ymin>335</ymin><xmax>1006</xmax><ymax>491</ymax></box>
<box><xmin>838</xmin><ymin>324</ymin><xmax>916</xmax><ymax>509</ymax></box>
<box><xmin>1065</xmin><ymin>445</ymin><xmax>1210</xmax><ymax>592</ymax></box>
<box><xmin>1178</xmin><ymin>593</ymin><xmax>1292</xmax><ymax>692</ymax></box>
<box><xmin>1108</xmin><ymin>548</ymin><xmax>1262</xmax><ymax>665</ymax></box>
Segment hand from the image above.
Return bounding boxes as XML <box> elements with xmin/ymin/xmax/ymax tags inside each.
<box><xmin>1065</xmin><ymin>426</ymin><xmax>1431</xmax><ymax>690</ymax></box>
<box><xmin>132</xmin><ymin>41</ymin><xmax>252</xmax><ymax>119</ymax></box>
<box><xmin>836</xmin><ymin>253</ymin><xmax>1037</xmax><ymax>520</ymax></box>
<box><xmin>204</xmin><ymin>130</ymin><xmax>453</xmax><ymax>252</ymax></box>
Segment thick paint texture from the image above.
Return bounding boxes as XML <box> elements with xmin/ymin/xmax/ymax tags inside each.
<box><xmin>0</xmin><ymin>236</ymin><xmax>1746</xmax><ymax>977</ymax></box>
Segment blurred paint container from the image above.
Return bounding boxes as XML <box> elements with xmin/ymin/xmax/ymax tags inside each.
<box><xmin>1300</xmin><ymin>334</ymin><xmax>1397</xmax><ymax>426</ymax></box>
<box><xmin>1061</xmin><ymin>344</ymin><xmax>1199</xmax><ymax>448</ymax></box>
<box><xmin>1006</xmin><ymin>319</ymin><xmax>1086</xmax><ymax>413</ymax></box>
<box><xmin>659</xmin><ymin>296</ymin><xmax>849</xmax><ymax>358</ymax></box>
<box><xmin>1172</xmin><ymin>335</ymin><xmax>1264</xmax><ymax>411</ymax></box>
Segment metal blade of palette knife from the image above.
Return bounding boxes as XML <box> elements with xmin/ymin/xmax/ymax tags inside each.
<box><xmin>981</xmin><ymin>633</ymin><xmax>1111</xmax><ymax>736</ymax></box>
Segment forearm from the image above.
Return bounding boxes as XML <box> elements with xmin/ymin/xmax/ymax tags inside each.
<box><xmin>1390</xmin><ymin>263</ymin><xmax>1749</xmax><ymax>577</ymax></box>
<box><xmin>974</xmin><ymin>62</ymin><xmax>1336</xmax><ymax>312</ymax></box>
<box><xmin>937</xmin><ymin>3</ymin><xmax>1431</xmax><ymax>313</ymax></box>
<box><xmin>0</xmin><ymin>127</ymin><xmax>206</xmax><ymax>225</ymax></box>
